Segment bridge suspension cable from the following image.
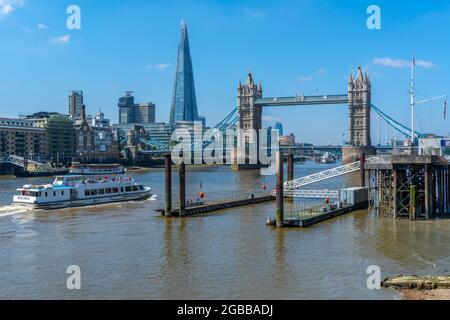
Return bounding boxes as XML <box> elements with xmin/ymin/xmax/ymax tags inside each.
<box><xmin>371</xmin><ymin>104</ymin><xmax>426</xmax><ymax>139</ymax></box>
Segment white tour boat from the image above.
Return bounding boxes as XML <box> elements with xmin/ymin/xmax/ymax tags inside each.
<box><xmin>12</xmin><ymin>174</ymin><xmax>152</xmax><ymax>210</ymax></box>
<box><xmin>68</xmin><ymin>163</ymin><xmax>127</xmax><ymax>177</ymax></box>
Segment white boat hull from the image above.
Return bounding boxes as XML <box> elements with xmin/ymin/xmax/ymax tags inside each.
<box><xmin>13</xmin><ymin>189</ymin><xmax>152</xmax><ymax>210</ymax></box>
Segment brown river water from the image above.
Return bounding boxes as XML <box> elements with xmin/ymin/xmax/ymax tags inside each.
<box><xmin>0</xmin><ymin>161</ymin><xmax>449</xmax><ymax>299</ymax></box>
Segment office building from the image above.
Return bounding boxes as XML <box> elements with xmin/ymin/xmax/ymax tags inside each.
<box><xmin>69</xmin><ymin>90</ymin><xmax>84</xmax><ymax>118</ymax></box>
<box><xmin>274</xmin><ymin>122</ymin><xmax>283</xmax><ymax>136</ymax></box>
<box><xmin>45</xmin><ymin>114</ymin><xmax>76</xmax><ymax>162</ymax></box>
<box><xmin>118</xmin><ymin>91</ymin><xmax>156</xmax><ymax>124</ymax></box>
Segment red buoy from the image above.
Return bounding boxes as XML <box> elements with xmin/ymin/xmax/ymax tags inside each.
<box><xmin>262</xmin><ymin>184</ymin><xmax>267</xmax><ymax>191</ymax></box>
<box><xmin>199</xmin><ymin>192</ymin><xmax>205</xmax><ymax>199</ymax></box>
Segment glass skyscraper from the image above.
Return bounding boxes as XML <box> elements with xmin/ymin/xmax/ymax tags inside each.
<box><xmin>170</xmin><ymin>20</ymin><xmax>202</xmax><ymax>125</ymax></box>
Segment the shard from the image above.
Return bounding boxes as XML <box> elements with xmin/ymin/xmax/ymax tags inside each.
<box><xmin>170</xmin><ymin>20</ymin><xmax>201</xmax><ymax>125</ymax></box>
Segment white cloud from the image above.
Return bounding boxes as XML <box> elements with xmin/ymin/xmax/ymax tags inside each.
<box><xmin>38</xmin><ymin>23</ymin><xmax>48</xmax><ymax>30</ymax></box>
<box><xmin>298</xmin><ymin>76</ymin><xmax>313</xmax><ymax>82</ymax></box>
<box><xmin>51</xmin><ymin>34</ymin><xmax>70</xmax><ymax>44</ymax></box>
<box><xmin>0</xmin><ymin>0</ymin><xmax>24</xmax><ymax>18</ymax></box>
<box><xmin>146</xmin><ymin>63</ymin><xmax>171</xmax><ymax>70</ymax></box>
<box><xmin>262</xmin><ymin>115</ymin><xmax>280</xmax><ymax>122</ymax></box>
<box><xmin>242</xmin><ymin>6</ymin><xmax>267</xmax><ymax>18</ymax></box>
<box><xmin>373</xmin><ymin>57</ymin><xmax>435</xmax><ymax>69</ymax></box>
<box><xmin>298</xmin><ymin>68</ymin><xmax>326</xmax><ymax>82</ymax></box>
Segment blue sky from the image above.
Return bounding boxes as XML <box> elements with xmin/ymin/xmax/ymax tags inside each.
<box><xmin>1</xmin><ymin>0</ymin><xmax>450</xmax><ymax>144</ymax></box>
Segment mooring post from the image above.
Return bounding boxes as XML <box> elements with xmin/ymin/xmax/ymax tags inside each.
<box><xmin>179</xmin><ymin>162</ymin><xmax>186</xmax><ymax>217</ymax></box>
<box><xmin>409</xmin><ymin>185</ymin><xmax>416</xmax><ymax>220</ymax></box>
<box><xmin>393</xmin><ymin>164</ymin><xmax>398</xmax><ymax>219</ymax></box>
<box><xmin>439</xmin><ymin>168</ymin><xmax>445</xmax><ymax>216</ymax></box>
<box><xmin>431</xmin><ymin>169</ymin><xmax>437</xmax><ymax>218</ymax></box>
<box><xmin>287</xmin><ymin>153</ymin><xmax>294</xmax><ymax>182</ymax></box>
<box><xmin>165</xmin><ymin>153</ymin><xmax>172</xmax><ymax>217</ymax></box>
<box><xmin>446</xmin><ymin>167</ymin><xmax>450</xmax><ymax>214</ymax></box>
<box><xmin>276</xmin><ymin>151</ymin><xmax>284</xmax><ymax>228</ymax></box>
<box><xmin>360</xmin><ymin>152</ymin><xmax>366</xmax><ymax>188</ymax></box>
<box><xmin>425</xmin><ymin>164</ymin><xmax>431</xmax><ymax>219</ymax></box>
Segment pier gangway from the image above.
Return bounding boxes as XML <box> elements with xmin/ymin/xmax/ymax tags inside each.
<box><xmin>0</xmin><ymin>155</ymin><xmax>44</xmax><ymax>169</ymax></box>
<box><xmin>284</xmin><ymin>156</ymin><xmax>391</xmax><ymax>197</ymax></box>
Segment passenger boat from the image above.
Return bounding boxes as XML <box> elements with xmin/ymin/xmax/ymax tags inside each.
<box><xmin>319</xmin><ymin>152</ymin><xmax>336</xmax><ymax>164</ymax></box>
<box><xmin>68</xmin><ymin>163</ymin><xmax>126</xmax><ymax>177</ymax></box>
<box><xmin>14</xmin><ymin>166</ymin><xmax>69</xmax><ymax>178</ymax></box>
<box><xmin>12</xmin><ymin>174</ymin><xmax>152</xmax><ymax>210</ymax></box>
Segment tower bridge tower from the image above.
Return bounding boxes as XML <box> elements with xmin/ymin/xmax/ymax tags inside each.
<box><xmin>237</xmin><ymin>72</ymin><xmax>263</xmax><ymax>133</ymax></box>
<box><xmin>234</xmin><ymin>72</ymin><xmax>263</xmax><ymax>169</ymax></box>
<box><xmin>343</xmin><ymin>66</ymin><xmax>375</xmax><ymax>163</ymax></box>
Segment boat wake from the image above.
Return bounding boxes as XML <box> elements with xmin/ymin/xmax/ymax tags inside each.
<box><xmin>0</xmin><ymin>205</ymin><xmax>32</xmax><ymax>218</ymax></box>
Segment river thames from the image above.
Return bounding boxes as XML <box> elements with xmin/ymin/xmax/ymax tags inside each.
<box><xmin>1</xmin><ymin>161</ymin><xmax>450</xmax><ymax>299</ymax></box>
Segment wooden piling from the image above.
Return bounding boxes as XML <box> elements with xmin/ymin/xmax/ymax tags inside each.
<box><xmin>439</xmin><ymin>169</ymin><xmax>445</xmax><ymax>216</ymax></box>
<box><xmin>276</xmin><ymin>151</ymin><xmax>284</xmax><ymax>228</ymax></box>
<box><xmin>425</xmin><ymin>164</ymin><xmax>432</xmax><ymax>219</ymax></box>
<box><xmin>287</xmin><ymin>154</ymin><xmax>294</xmax><ymax>182</ymax></box>
<box><xmin>409</xmin><ymin>185</ymin><xmax>416</xmax><ymax>221</ymax></box>
<box><xmin>445</xmin><ymin>166</ymin><xmax>450</xmax><ymax>214</ymax></box>
<box><xmin>393</xmin><ymin>164</ymin><xmax>398</xmax><ymax>219</ymax></box>
<box><xmin>165</xmin><ymin>154</ymin><xmax>172</xmax><ymax>217</ymax></box>
<box><xmin>179</xmin><ymin>162</ymin><xmax>186</xmax><ymax>217</ymax></box>
<box><xmin>360</xmin><ymin>152</ymin><xmax>366</xmax><ymax>188</ymax></box>
<box><xmin>431</xmin><ymin>169</ymin><xmax>437</xmax><ymax>218</ymax></box>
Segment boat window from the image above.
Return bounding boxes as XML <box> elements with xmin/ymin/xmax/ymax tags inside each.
<box><xmin>45</xmin><ymin>192</ymin><xmax>48</xmax><ymax>197</ymax></box>
<box><xmin>121</xmin><ymin>187</ymin><xmax>124</xmax><ymax>193</ymax></box>
<box><xmin>113</xmin><ymin>188</ymin><xmax>119</xmax><ymax>193</ymax></box>
<box><xmin>132</xmin><ymin>186</ymin><xmax>139</xmax><ymax>192</ymax></box>
<box><xmin>106</xmin><ymin>188</ymin><xmax>112</xmax><ymax>194</ymax></box>
<box><xmin>91</xmin><ymin>189</ymin><xmax>97</xmax><ymax>196</ymax></box>
<box><xmin>53</xmin><ymin>191</ymin><xmax>56</xmax><ymax>197</ymax></box>
<box><xmin>98</xmin><ymin>189</ymin><xmax>105</xmax><ymax>195</ymax></box>
<box><xmin>37</xmin><ymin>192</ymin><xmax>42</xmax><ymax>197</ymax></box>
<box><xmin>61</xmin><ymin>191</ymin><xmax>64</xmax><ymax>196</ymax></box>
<box><xmin>85</xmin><ymin>190</ymin><xmax>90</xmax><ymax>196</ymax></box>
<box><xmin>125</xmin><ymin>186</ymin><xmax>132</xmax><ymax>192</ymax></box>
<box><xmin>138</xmin><ymin>185</ymin><xmax>144</xmax><ymax>191</ymax></box>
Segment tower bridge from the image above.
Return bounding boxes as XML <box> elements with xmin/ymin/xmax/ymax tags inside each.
<box><xmin>122</xmin><ymin>66</ymin><xmax>425</xmax><ymax>167</ymax></box>
<box><xmin>236</xmin><ymin>66</ymin><xmax>373</xmax><ymax>168</ymax></box>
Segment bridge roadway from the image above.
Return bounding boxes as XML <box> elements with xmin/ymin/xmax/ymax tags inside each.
<box><xmin>254</xmin><ymin>94</ymin><xmax>349</xmax><ymax>106</ymax></box>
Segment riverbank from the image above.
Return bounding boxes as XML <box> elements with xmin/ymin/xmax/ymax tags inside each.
<box><xmin>383</xmin><ymin>275</ymin><xmax>450</xmax><ymax>300</ymax></box>
<box><xmin>401</xmin><ymin>289</ymin><xmax>450</xmax><ymax>300</ymax></box>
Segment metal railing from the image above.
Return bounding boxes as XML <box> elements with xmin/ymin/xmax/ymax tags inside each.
<box><xmin>284</xmin><ymin>189</ymin><xmax>339</xmax><ymax>198</ymax></box>
<box><xmin>284</xmin><ymin>156</ymin><xmax>390</xmax><ymax>192</ymax></box>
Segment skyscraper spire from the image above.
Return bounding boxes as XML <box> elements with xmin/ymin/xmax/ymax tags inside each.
<box><xmin>170</xmin><ymin>20</ymin><xmax>201</xmax><ymax>125</ymax></box>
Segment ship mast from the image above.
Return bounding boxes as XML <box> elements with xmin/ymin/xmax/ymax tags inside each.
<box><xmin>410</xmin><ymin>54</ymin><xmax>415</xmax><ymax>144</ymax></box>
<box><xmin>409</xmin><ymin>52</ymin><xmax>447</xmax><ymax>145</ymax></box>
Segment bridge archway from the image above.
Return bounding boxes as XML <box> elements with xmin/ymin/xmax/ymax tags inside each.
<box><xmin>236</xmin><ymin>67</ymin><xmax>375</xmax><ymax>165</ymax></box>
